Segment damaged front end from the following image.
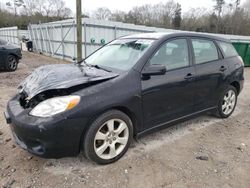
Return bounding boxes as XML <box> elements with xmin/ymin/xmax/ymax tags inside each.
<box><xmin>19</xmin><ymin>89</ymin><xmax>69</xmax><ymax>109</ymax></box>
<box><xmin>17</xmin><ymin>64</ymin><xmax>118</xmax><ymax>109</ymax></box>
<box><xmin>5</xmin><ymin>63</ymin><xmax>119</xmax><ymax>158</ymax></box>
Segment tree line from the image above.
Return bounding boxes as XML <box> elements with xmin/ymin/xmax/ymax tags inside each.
<box><xmin>0</xmin><ymin>0</ymin><xmax>72</xmax><ymax>29</ymax></box>
<box><xmin>92</xmin><ymin>0</ymin><xmax>250</xmax><ymax>36</ymax></box>
<box><xmin>0</xmin><ymin>0</ymin><xmax>250</xmax><ymax>36</ymax></box>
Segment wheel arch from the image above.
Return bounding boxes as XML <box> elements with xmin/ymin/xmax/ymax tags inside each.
<box><xmin>79</xmin><ymin>106</ymin><xmax>138</xmax><ymax>153</ymax></box>
<box><xmin>111</xmin><ymin>106</ymin><xmax>138</xmax><ymax>136</ymax></box>
<box><xmin>230</xmin><ymin>81</ymin><xmax>240</xmax><ymax>95</ymax></box>
<box><xmin>8</xmin><ymin>53</ymin><xmax>19</xmax><ymax>61</ymax></box>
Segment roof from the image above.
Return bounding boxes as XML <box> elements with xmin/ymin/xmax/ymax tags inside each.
<box><xmin>122</xmin><ymin>31</ymin><xmax>232</xmax><ymax>43</ymax></box>
<box><xmin>121</xmin><ymin>32</ymin><xmax>174</xmax><ymax>39</ymax></box>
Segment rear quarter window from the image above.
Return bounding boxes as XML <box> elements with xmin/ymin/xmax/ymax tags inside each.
<box><xmin>218</xmin><ymin>41</ymin><xmax>238</xmax><ymax>58</ymax></box>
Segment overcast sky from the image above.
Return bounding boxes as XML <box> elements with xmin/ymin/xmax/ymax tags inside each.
<box><xmin>65</xmin><ymin>0</ymin><xmax>247</xmax><ymax>13</ymax></box>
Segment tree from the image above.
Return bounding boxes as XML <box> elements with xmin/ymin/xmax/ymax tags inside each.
<box><xmin>235</xmin><ymin>0</ymin><xmax>241</xmax><ymax>10</ymax></box>
<box><xmin>2</xmin><ymin>0</ymin><xmax>250</xmax><ymax>36</ymax></box>
<box><xmin>93</xmin><ymin>7</ymin><xmax>112</xmax><ymax>20</ymax></box>
<box><xmin>111</xmin><ymin>10</ymin><xmax>126</xmax><ymax>22</ymax></box>
<box><xmin>108</xmin><ymin>1</ymin><xmax>178</xmax><ymax>28</ymax></box>
<box><xmin>172</xmin><ymin>3</ymin><xmax>182</xmax><ymax>29</ymax></box>
<box><xmin>231</xmin><ymin>0</ymin><xmax>242</xmax><ymax>34</ymax></box>
<box><xmin>181</xmin><ymin>8</ymin><xmax>209</xmax><ymax>31</ymax></box>
<box><xmin>213</xmin><ymin>0</ymin><xmax>225</xmax><ymax>32</ymax></box>
<box><xmin>21</xmin><ymin>0</ymin><xmax>72</xmax><ymax>18</ymax></box>
<box><xmin>209</xmin><ymin>13</ymin><xmax>218</xmax><ymax>33</ymax></box>
<box><xmin>213</xmin><ymin>0</ymin><xmax>225</xmax><ymax>17</ymax></box>
<box><xmin>0</xmin><ymin>0</ymin><xmax>72</xmax><ymax>29</ymax></box>
<box><xmin>6</xmin><ymin>0</ymin><xmax>25</xmax><ymax>16</ymax></box>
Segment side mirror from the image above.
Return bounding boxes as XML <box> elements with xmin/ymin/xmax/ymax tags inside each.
<box><xmin>142</xmin><ymin>64</ymin><xmax>166</xmax><ymax>77</ymax></box>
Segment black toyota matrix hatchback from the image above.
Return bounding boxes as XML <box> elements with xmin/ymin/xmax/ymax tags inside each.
<box><xmin>5</xmin><ymin>32</ymin><xmax>244</xmax><ymax>164</ymax></box>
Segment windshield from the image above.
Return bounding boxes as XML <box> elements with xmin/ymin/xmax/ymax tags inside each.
<box><xmin>85</xmin><ymin>39</ymin><xmax>155</xmax><ymax>71</ymax></box>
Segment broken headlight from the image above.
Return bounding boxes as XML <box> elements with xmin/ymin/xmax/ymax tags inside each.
<box><xmin>29</xmin><ymin>95</ymin><xmax>80</xmax><ymax>117</ymax></box>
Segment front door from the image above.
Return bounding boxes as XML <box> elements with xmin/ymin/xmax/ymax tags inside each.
<box><xmin>141</xmin><ymin>38</ymin><xmax>196</xmax><ymax>130</ymax></box>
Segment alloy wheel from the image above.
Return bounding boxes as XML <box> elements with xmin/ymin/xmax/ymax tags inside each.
<box><xmin>94</xmin><ymin>119</ymin><xmax>129</xmax><ymax>160</ymax></box>
<box><xmin>222</xmin><ymin>89</ymin><xmax>236</xmax><ymax>115</ymax></box>
<box><xmin>8</xmin><ymin>56</ymin><xmax>17</xmax><ymax>70</ymax></box>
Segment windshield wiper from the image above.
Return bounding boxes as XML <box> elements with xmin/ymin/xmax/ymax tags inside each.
<box><xmin>91</xmin><ymin>64</ymin><xmax>112</xmax><ymax>72</ymax></box>
<box><xmin>74</xmin><ymin>58</ymin><xmax>111</xmax><ymax>72</ymax></box>
<box><xmin>73</xmin><ymin>58</ymin><xmax>89</xmax><ymax>66</ymax></box>
<box><xmin>79</xmin><ymin>59</ymin><xmax>89</xmax><ymax>67</ymax></box>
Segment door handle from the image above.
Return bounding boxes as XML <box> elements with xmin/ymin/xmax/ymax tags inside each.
<box><xmin>184</xmin><ymin>73</ymin><xmax>195</xmax><ymax>80</ymax></box>
<box><xmin>219</xmin><ymin>66</ymin><xmax>227</xmax><ymax>72</ymax></box>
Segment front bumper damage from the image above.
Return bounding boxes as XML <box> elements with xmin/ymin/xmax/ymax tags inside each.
<box><xmin>5</xmin><ymin>95</ymin><xmax>88</xmax><ymax>158</ymax></box>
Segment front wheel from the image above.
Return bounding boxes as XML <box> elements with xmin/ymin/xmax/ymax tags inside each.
<box><xmin>83</xmin><ymin>110</ymin><xmax>133</xmax><ymax>164</ymax></box>
<box><xmin>6</xmin><ymin>55</ymin><xmax>18</xmax><ymax>71</ymax></box>
<box><xmin>216</xmin><ymin>86</ymin><xmax>238</xmax><ymax>118</ymax></box>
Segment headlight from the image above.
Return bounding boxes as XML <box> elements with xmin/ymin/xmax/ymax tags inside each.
<box><xmin>29</xmin><ymin>95</ymin><xmax>80</xmax><ymax>117</ymax></box>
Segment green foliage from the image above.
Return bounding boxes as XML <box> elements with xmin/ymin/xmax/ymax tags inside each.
<box><xmin>213</xmin><ymin>0</ymin><xmax>225</xmax><ymax>16</ymax></box>
<box><xmin>1</xmin><ymin>0</ymin><xmax>250</xmax><ymax>36</ymax></box>
<box><xmin>0</xmin><ymin>0</ymin><xmax>72</xmax><ymax>29</ymax></box>
<box><xmin>109</xmin><ymin>0</ymin><xmax>250</xmax><ymax>36</ymax></box>
<box><xmin>0</xmin><ymin>9</ymin><xmax>69</xmax><ymax>29</ymax></box>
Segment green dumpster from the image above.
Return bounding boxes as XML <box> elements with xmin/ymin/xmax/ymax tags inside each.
<box><xmin>232</xmin><ymin>42</ymin><xmax>250</xmax><ymax>67</ymax></box>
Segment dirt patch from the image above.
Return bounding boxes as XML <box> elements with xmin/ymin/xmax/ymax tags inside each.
<box><xmin>0</xmin><ymin>52</ymin><xmax>250</xmax><ymax>188</ymax></box>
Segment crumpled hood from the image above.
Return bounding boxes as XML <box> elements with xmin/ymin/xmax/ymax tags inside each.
<box><xmin>18</xmin><ymin>64</ymin><xmax>118</xmax><ymax>99</ymax></box>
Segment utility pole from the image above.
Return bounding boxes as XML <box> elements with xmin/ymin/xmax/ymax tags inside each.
<box><xmin>76</xmin><ymin>0</ymin><xmax>82</xmax><ymax>62</ymax></box>
<box><xmin>13</xmin><ymin>0</ymin><xmax>17</xmax><ymax>16</ymax></box>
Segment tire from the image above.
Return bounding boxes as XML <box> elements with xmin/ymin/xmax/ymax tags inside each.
<box><xmin>215</xmin><ymin>86</ymin><xmax>238</xmax><ymax>118</ymax></box>
<box><xmin>83</xmin><ymin>110</ymin><xmax>133</xmax><ymax>164</ymax></box>
<box><xmin>6</xmin><ymin>55</ymin><xmax>18</xmax><ymax>71</ymax></box>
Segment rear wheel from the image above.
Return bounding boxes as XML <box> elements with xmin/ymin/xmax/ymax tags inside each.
<box><xmin>216</xmin><ymin>86</ymin><xmax>237</xmax><ymax>118</ymax></box>
<box><xmin>83</xmin><ymin>110</ymin><xmax>133</xmax><ymax>164</ymax></box>
<box><xmin>6</xmin><ymin>55</ymin><xmax>18</xmax><ymax>71</ymax></box>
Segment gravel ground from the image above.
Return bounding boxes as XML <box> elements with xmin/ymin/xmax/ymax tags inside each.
<box><xmin>0</xmin><ymin>52</ymin><xmax>250</xmax><ymax>188</ymax></box>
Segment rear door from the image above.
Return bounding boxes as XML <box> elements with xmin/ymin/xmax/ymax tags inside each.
<box><xmin>190</xmin><ymin>38</ymin><xmax>226</xmax><ymax>111</ymax></box>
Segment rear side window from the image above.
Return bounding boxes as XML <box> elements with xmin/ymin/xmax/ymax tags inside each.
<box><xmin>217</xmin><ymin>41</ymin><xmax>238</xmax><ymax>58</ymax></box>
<box><xmin>191</xmin><ymin>39</ymin><xmax>219</xmax><ymax>64</ymax></box>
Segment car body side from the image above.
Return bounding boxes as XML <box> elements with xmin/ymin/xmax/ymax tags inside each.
<box><xmin>71</xmin><ymin>33</ymin><xmax>244</xmax><ymax>137</ymax></box>
<box><xmin>5</xmin><ymin>33</ymin><xmax>244</xmax><ymax>158</ymax></box>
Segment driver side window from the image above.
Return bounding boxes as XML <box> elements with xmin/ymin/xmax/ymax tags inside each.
<box><xmin>149</xmin><ymin>39</ymin><xmax>189</xmax><ymax>71</ymax></box>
